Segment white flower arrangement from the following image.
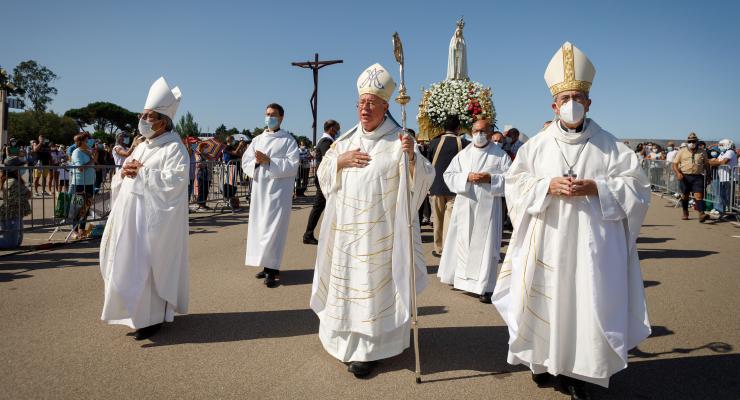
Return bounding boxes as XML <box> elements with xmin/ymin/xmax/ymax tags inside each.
<box><xmin>417</xmin><ymin>79</ymin><xmax>495</xmax><ymax>139</ymax></box>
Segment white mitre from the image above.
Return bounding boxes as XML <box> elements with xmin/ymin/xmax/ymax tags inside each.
<box><xmin>357</xmin><ymin>63</ymin><xmax>396</xmax><ymax>102</ymax></box>
<box><xmin>144</xmin><ymin>77</ymin><xmax>182</xmax><ymax>119</ymax></box>
<box><xmin>544</xmin><ymin>42</ymin><xmax>596</xmax><ymax>97</ymax></box>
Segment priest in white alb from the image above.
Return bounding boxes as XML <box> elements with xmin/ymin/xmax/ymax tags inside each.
<box><xmin>310</xmin><ymin>63</ymin><xmax>435</xmax><ymax>378</ymax></box>
<box><xmin>242</xmin><ymin>103</ymin><xmax>299</xmax><ymax>288</ymax></box>
<box><xmin>492</xmin><ymin>42</ymin><xmax>651</xmax><ymax>399</ymax></box>
<box><xmin>437</xmin><ymin>118</ymin><xmax>511</xmax><ymax>304</ymax></box>
<box><xmin>100</xmin><ymin>77</ymin><xmax>189</xmax><ymax>341</ymax></box>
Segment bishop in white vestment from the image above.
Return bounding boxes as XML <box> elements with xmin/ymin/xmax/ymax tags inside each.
<box><xmin>310</xmin><ymin>63</ymin><xmax>435</xmax><ymax>378</ymax></box>
<box><xmin>100</xmin><ymin>77</ymin><xmax>189</xmax><ymax>341</ymax></box>
<box><xmin>242</xmin><ymin>103</ymin><xmax>300</xmax><ymax>288</ymax></box>
<box><xmin>492</xmin><ymin>43</ymin><xmax>651</xmax><ymax>397</ymax></box>
<box><xmin>437</xmin><ymin>120</ymin><xmax>511</xmax><ymax>302</ymax></box>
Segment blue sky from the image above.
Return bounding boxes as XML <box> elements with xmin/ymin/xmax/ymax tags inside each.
<box><xmin>3</xmin><ymin>0</ymin><xmax>739</xmax><ymax>144</ymax></box>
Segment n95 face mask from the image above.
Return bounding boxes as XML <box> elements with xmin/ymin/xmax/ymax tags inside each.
<box><xmin>559</xmin><ymin>99</ymin><xmax>585</xmax><ymax>125</ymax></box>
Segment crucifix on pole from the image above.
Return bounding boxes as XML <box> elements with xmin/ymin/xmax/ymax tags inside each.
<box><xmin>291</xmin><ymin>53</ymin><xmax>342</xmax><ymax>145</ymax></box>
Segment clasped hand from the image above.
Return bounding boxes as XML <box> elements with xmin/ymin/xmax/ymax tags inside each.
<box><xmin>121</xmin><ymin>159</ymin><xmax>143</xmax><ymax>178</ymax></box>
<box><xmin>549</xmin><ymin>177</ymin><xmax>598</xmax><ymax>197</ymax></box>
<box><xmin>468</xmin><ymin>172</ymin><xmax>491</xmax><ymax>183</ymax></box>
<box><xmin>255</xmin><ymin>150</ymin><xmax>270</xmax><ymax>165</ymax></box>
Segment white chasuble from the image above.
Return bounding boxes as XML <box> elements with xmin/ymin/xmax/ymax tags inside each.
<box><xmin>310</xmin><ymin>118</ymin><xmax>435</xmax><ymax>362</ymax></box>
<box><xmin>437</xmin><ymin>143</ymin><xmax>511</xmax><ymax>295</ymax></box>
<box><xmin>242</xmin><ymin>129</ymin><xmax>300</xmax><ymax>269</ymax></box>
<box><xmin>100</xmin><ymin>131</ymin><xmax>190</xmax><ymax>329</ymax></box>
<box><xmin>492</xmin><ymin>120</ymin><xmax>651</xmax><ymax>387</ymax></box>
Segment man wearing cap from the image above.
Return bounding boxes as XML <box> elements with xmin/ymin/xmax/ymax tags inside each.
<box><xmin>242</xmin><ymin>103</ymin><xmax>300</xmax><ymax>288</ymax></box>
<box><xmin>672</xmin><ymin>132</ymin><xmax>708</xmax><ymax>222</ymax></box>
<box><xmin>492</xmin><ymin>42</ymin><xmax>651</xmax><ymax>398</ymax></box>
<box><xmin>99</xmin><ymin>77</ymin><xmax>189</xmax><ymax>341</ymax></box>
<box><xmin>310</xmin><ymin>63</ymin><xmax>435</xmax><ymax>378</ymax></box>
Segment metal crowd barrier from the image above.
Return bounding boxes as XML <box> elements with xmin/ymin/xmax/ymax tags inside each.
<box><xmin>1</xmin><ymin>157</ymin><xmax>317</xmax><ymax>248</ymax></box>
<box><xmin>705</xmin><ymin>165</ymin><xmax>739</xmax><ymax>217</ymax></box>
<box><xmin>641</xmin><ymin>159</ymin><xmax>739</xmax><ymax>219</ymax></box>
<box><xmin>0</xmin><ymin>164</ymin><xmax>117</xmax><ymax>246</ymax></box>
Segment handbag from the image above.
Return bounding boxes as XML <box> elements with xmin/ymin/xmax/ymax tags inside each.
<box><xmin>54</xmin><ymin>192</ymin><xmax>72</xmax><ymax>218</ymax></box>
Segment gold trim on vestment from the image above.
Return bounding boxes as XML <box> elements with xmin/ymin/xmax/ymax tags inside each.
<box><xmin>549</xmin><ymin>42</ymin><xmax>592</xmax><ymax>96</ymax></box>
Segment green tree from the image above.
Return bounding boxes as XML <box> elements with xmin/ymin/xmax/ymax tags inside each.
<box><xmin>213</xmin><ymin>124</ymin><xmax>228</xmax><ymax>142</ymax></box>
<box><xmin>92</xmin><ymin>131</ymin><xmax>113</xmax><ymax>143</ymax></box>
<box><xmin>175</xmin><ymin>111</ymin><xmax>200</xmax><ymax>138</ymax></box>
<box><xmin>64</xmin><ymin>102</ymin><xmax>137</xmax><ymax>135</ymax></box>
<box><xmin>295</xmin><ymin>135</ymin><xmax>312</xmax><ymax>147</ymax></box>
<box><xmin>8</xmin><ymin>111</ymin><xmax>78</xmax><ymax>145</ymax></box>
<box><xmin>251</xmin><ymin>126</ymin><xmax>264</xmax><ymax>137</ymax></box>
<box><xmin>0</xmin><ymin>67</ymin><xmax>20</xmax><ymax>96</ymax></box>
<box><xmin>12</xmin><ymin>60</ymin><xmax>58</xmax><ymax>112</ymax></box>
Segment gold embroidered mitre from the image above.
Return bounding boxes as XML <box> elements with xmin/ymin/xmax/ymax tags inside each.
<box><xmin>544</xmin><ymin>42</ymin><xmax>596</xmax><ymax>97</ymax></box>
<box><xmin>357</xmin><ymin>63</ymin><xmax>396</xmax><ymax>102</ymax></box>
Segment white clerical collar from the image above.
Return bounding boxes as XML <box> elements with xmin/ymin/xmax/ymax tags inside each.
<box><xmin>551</xmin><ymin>118</ymin><xmax>593</xmax><ymax>144</ymax></box>
<box><xmin>146</xmin><ymin>130</ymin><xmax>176</xmax><ymax>146</ymax></box>
<box><xmin>360</xmin><ymin>117</ymin><xmax>392</xmax><ymax>140</ymax></box>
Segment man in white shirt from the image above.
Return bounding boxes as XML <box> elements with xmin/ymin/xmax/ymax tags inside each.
<box><xmin>708</xmin><ymin>139</ymin><xmax>738</xmax><ymax>218</ymax></box>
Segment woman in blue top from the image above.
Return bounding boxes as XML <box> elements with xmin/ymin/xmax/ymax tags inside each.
<box><xmin>70</xmin><ymin>133</ymin><xmax>97</xmax><ymax>238</ymax></box>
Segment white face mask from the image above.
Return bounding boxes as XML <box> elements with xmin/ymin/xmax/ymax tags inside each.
<box><xmin>493</xmin><ymin>141</ymin><xmax>503</xmax><ymax>147</ymax></box>
<box><xmin>687</xmin><ymin>143</ymin><xmax>696</xmax><ymax>150</ymax></box>
<box><xmin>473</xmin><ymin>133</ymin><xmax>488</xmax><ymax>147</ymax></box>
<box><xmin>558</xmin><ymin>99</ymin><xmax>586</xmax><ymax>125</ymax></box>
<box><xmin>123</xmin><ymin>137</ymin><xmax>130</xmax><ymax>145</ymax></box>
<box><xmin>138</xmin><ymin>119</ymin><xmax>156</xmax><ymax>138</ymax></box>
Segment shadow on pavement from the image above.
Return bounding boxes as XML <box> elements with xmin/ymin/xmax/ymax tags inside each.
<box><xmin>604</xmin><ymin>353</ymin><xmax>740</xmax><ymax>399</ymax></box>
<box><xmin>418</xmin><ymin>305</ymin><xmax>448</xmax><ymax>316</ymax></box>
<box><xmin>638</xmin><ymin>248</ymin><xmax>717</xmax><ymax>260</ymax></box>
<box><xmin>144</xmin><ymin>305</ymin><xmax>448</xmax><ymax>349</ymax></box>
<box><xmin>630</xmin><ymin>340</ymin><xmax>732</xmax><ymax>359</ymax></box>
<box><xmin>143</xmin><ymin>309</ymin><xmax>319</xmax><ymax>347</ymax></box>
<box><xmin>280</xmin><ymin>269</ymin><xmax>315</xmax><ymax>286</ymax></box>
<box><xmin>376</xmin><ymin>325</ymin><xmax>525</xmax><ymax>382</ymax></box>
<box><xmin>643</xmin><ymin>280</ymin><xmax>661</xmax><ymax>288</ymax></box>
<box><xmin>189</xmin><ymin>215</ymin><xmax>246</xmax><ymax>229</ymax></box>
<box><xmin>636</xmin><ymin>236</ymin><xmax>674</xmax><ymax>244</ymax></box>
<box><xmin>0</xmin><ymin>241</ymin><xmax>101</xmax><ymax>282</ymax></box>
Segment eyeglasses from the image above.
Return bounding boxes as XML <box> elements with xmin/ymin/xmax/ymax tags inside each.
<box><xmin>356</xmin><ymin>100</ymin><xmax>382</xmax><ymax>110</ymax></box>
<box><xmin>687</xmin><ymin>140</ymin><xmax>697</xmax><ymax>143</ymax></box>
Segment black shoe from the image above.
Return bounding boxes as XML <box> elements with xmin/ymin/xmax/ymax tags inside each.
<box><xmin>531</xmin><ymin>372</ymin><xmax>553</xmax><ymax>387</ymax></box>
<box><xmin>347</xmin><ymin>361</ymin><xmax>377</xmax><ymax>378</ymax></box>
<box><xmin>255</xmin><ymin>270</ymin><xmax>266</xmax><ymax>279</ymax></box>
<box><xmin>479</xmin><ymin>292</ymin><xmax>492</xmax><ymax>304</ymax></box>
<box><xmin>264</xmin><ymin>273</ymin><xmax>280</xmax><ymax>288</ymax></box>
<box><xmin>432</xmin><ymin>250</ymin><xmax>442</xmax><ymax>258</ymax></box>
<box><xmin>134</xmin><ymin>323</ymin><xmax>162</xmax><ymax>341</ymax></box>
<box><xmin>560</xmin><ymin>376</ymin><xmax>592</xmax><ymax>400</ymax></box>
<box><xmin>303</xmin><ymin>234</ymin><xmax>319</xmax><ymax>245</ymax></box>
